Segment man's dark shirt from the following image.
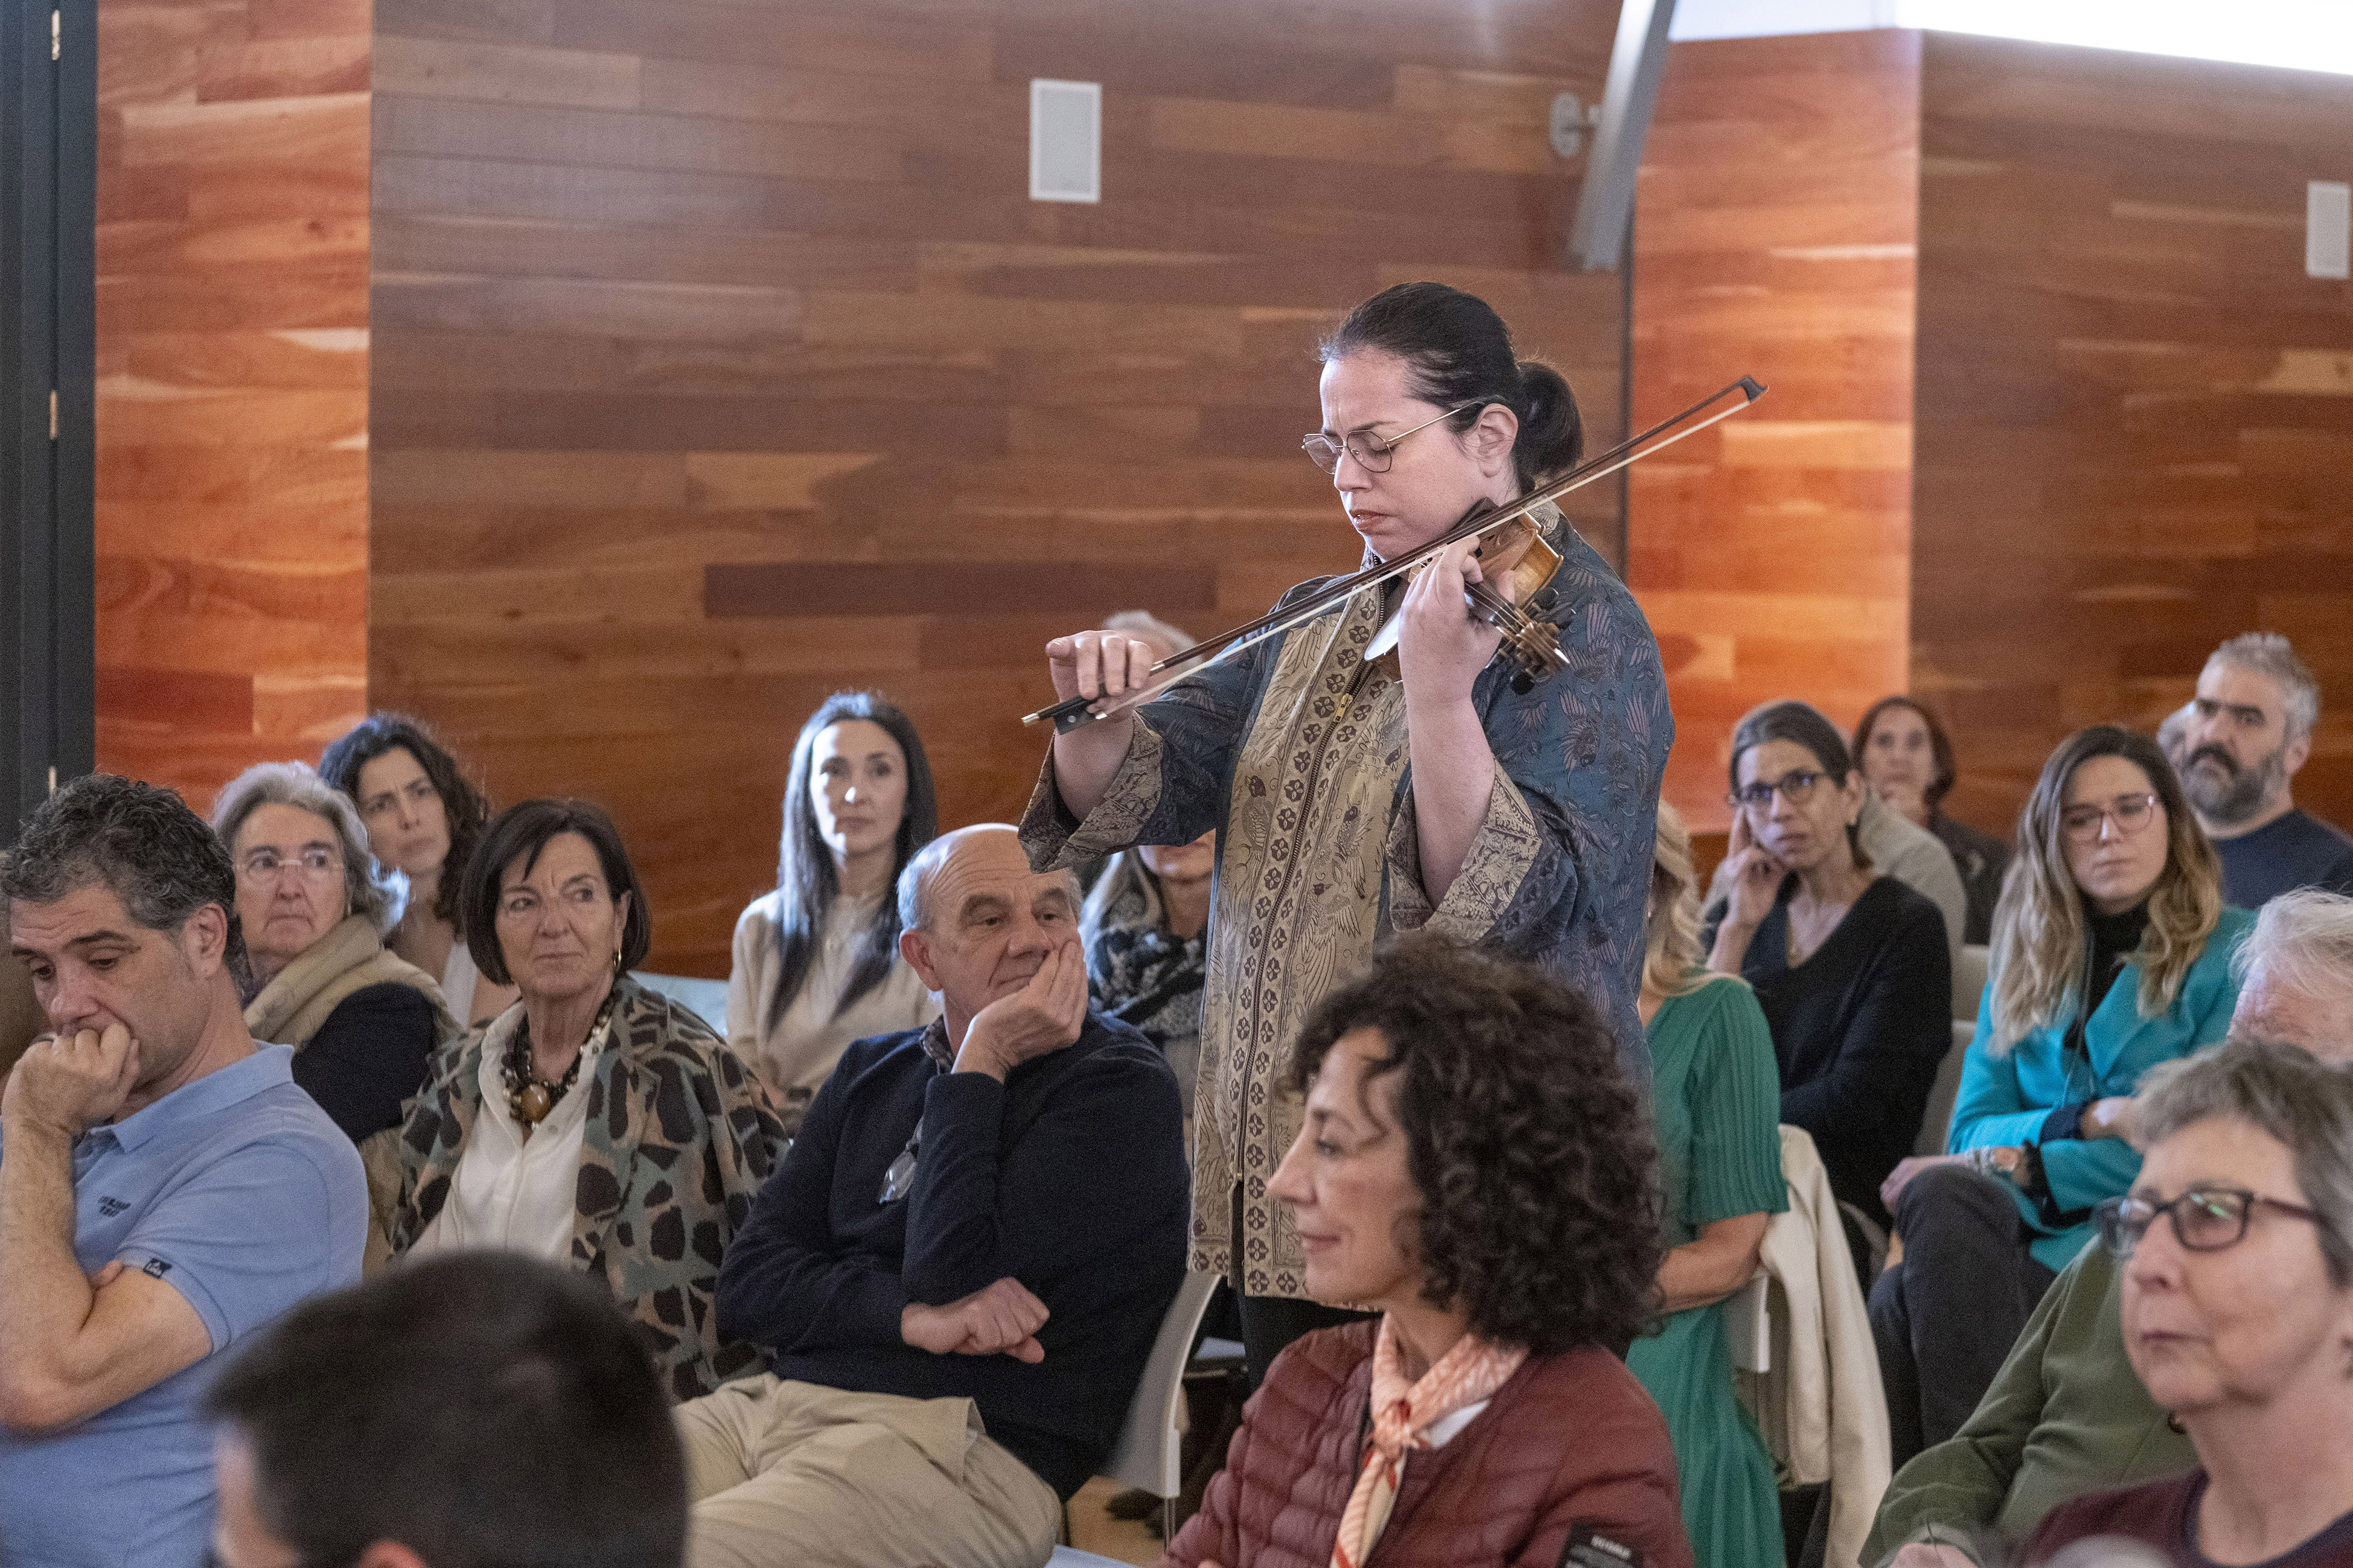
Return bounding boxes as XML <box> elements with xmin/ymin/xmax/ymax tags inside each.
<box><xmin>2214</xmin><ymin>809</ymin><xmax>2353</xmax><ymax>908</ymax></box>
<box><xmin>714</xmin><ymin>1007</ymin><xmax>1188</xmax><ymax>1500</ymax></box>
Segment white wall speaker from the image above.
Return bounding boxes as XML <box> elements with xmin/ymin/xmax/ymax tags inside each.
<box><xmin>1030</xmin><ymin>79</ymin><xmax>1101</xmax><ymax>203</ymax></box>
<box><xmin>2310</xmin><ymin>181</ymin><xmax>2351</xmax><ymax>281</ymax></box>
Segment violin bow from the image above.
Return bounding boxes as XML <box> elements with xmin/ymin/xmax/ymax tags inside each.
<box><xmin>1023</xmin><ymin>374</ymin><xmax>1766</xmax><ymax>732</ymax></box>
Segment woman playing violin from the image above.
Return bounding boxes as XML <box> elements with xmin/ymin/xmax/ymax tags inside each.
<box><xmin>1020</xmin><ymin>281</ymin><xmax>1675</xmax><ymax>1383</ymax></box>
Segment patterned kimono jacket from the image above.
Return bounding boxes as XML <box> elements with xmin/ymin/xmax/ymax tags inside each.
<box><xmin>391</xmin><ymin>975</ymin><xmax>787</xmax><ymax>1399</ymax></box>
<box><xmin>1021</xmin><ymin>503</ymin><xmax>1671</xmax><ymax>1299</ymax></box>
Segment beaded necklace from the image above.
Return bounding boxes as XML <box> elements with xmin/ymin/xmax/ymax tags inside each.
<box><xmin>502</xmin><ymin>988</ymin><xmax>620</xmax><ymax>1128</ymax></box>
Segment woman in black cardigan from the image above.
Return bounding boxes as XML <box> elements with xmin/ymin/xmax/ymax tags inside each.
<box><xmin>1705</xmin><ymin>701</ymin><xmax>1952</xmax><ymax>1240</ymax></box>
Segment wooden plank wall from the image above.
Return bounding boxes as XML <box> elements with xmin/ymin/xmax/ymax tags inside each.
<box><xmin>1628</xmin><ymin>30</ymin><xmax>1921</xmax><ymax>835</ymax></box>
<box><xmin>93</xmin><ymin>0</ymin><xmax>372</xmax><ymax>804</ymax></box>
<box><xmin>1913</xmin><ymin>35</ymin><xmax>2353</xmax><ymax>835</ymax></box>
<box><xmin>368</xmin><ymin>0</ymin><xmax>1628</xmax><ymax>975</ymax></box>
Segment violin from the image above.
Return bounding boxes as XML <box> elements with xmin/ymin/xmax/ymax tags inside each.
<box><xmin>1024</xmin><ymin>375</ymin><xmax>1765</xmax><ymax>733</ymax></box>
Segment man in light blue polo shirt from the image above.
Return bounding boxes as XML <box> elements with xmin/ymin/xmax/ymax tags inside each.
<box><xmin>0</xmin><ymin>775</ymin><xmax>366</xmax><ymax>1568</ymax></box>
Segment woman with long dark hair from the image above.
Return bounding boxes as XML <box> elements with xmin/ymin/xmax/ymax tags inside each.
<box><xmin>725</xmin><ymin>691</ymin><xmax>940</xmax><ymax>1132</ymax></box>
<box><xmin>1025</xmin><ymin>281</ymin><xmax>1673</xmax><ymax>1385</ymax></box>
<box><xmin>321</xmin><ymin>713</ymin><xmax>517</xmax><ymax>1028</ymax></box>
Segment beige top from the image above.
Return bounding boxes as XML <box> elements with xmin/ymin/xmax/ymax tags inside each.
<box><xmin>725</xmin><ymin>888</ymin><xmax>937</xmax><ymax>1130</ymax></box>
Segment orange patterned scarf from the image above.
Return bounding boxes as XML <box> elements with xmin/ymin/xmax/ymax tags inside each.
<box><xmin>1329</xmin><ymin>1316</ymin><xmax>1528</xmax><ymax>1568</ymax></box>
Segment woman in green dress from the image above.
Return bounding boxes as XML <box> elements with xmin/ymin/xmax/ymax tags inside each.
<box><xmin>1629</xmin><ymin>802</ymin><xmax>1789</xmax><ymax>1568</ymax></box>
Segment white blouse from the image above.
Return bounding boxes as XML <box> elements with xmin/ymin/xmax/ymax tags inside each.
<box><xmin>409</xmin><ymin>1010</ymin><xmax>604</xmax><ymax>1264</ymax></box>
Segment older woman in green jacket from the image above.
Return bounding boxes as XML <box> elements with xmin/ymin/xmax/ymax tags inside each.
<box><xmin>1872</xmin><ymin>727</ymin><xmax>2249</xmax><ymax>1468</ymax></box>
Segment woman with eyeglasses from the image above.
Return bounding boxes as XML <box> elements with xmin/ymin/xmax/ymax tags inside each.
<box><xmin>2022</xmin><ymin>1037</ymin><xmax>2353</xmax><ymax>1568</ymax></box>
<box><xmin>212</xmin><ymin>762</ymin><xmax>461</xmax><ymax>1260</ymax></box>
<box><xmin>1026</xmin><ymin>281</ymin><xmax>1673</xmax><ymax>1386</ymax></box>
<box><xmin>1873</xmin><ymin>725</ymin><xmax>2251</xmax><ymax>1468</ymax></box>
<box><xmin>1702</xmin><ymin>700</ymin><xmax>1952</xmax><ymax>1245</ymax></box>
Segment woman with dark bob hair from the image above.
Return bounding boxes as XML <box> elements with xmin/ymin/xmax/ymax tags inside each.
<box><xmin>1167</xmin><ymin>932</ymin><xmax>1690</xmax><ymax>1568</ymax></box>
<box><xmin>392</xmin><ymin>798</ymin><xmax>787</xmax><ymax>1400</ymax></box>
<box><xmin>1853</xmin><ymin>695</ymin><xmax>2012</xmax><ymax>946</ymax></box>
<box><xmin>320</xmin><ymin>712</ymin><xmax>517</xmax><ymax>1027</ymax></box>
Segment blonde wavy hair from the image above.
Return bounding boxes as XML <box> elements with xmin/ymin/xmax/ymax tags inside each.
<box><xmin>1646</xmin><ymin>801</ymin><xmax>1732</xmax><ymax>999</ymax></box>
<box><xmin>1987</xmin><ymin>725</ymin><xmax>2223</xmax><ymax>1051</ymax></box>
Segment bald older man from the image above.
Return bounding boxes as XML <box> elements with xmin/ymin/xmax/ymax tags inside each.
<box><xmin>680</xmin><ymin>825</ymin><xmax>1188</xmax><ymax>1568</ymax></box>
<box><xmin>1868</xmin><ymin>887</ymin><xmax>2353</xmax><ymax>1566</ymax></box>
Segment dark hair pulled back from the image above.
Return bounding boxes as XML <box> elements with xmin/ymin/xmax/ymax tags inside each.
<box><xmin>1729</xmin><ymin>700</ymin><xmax>1868</xmax><ymax>867</ymax></box>
<box><xmin>1320</xmin><ymin>281</ymin><xmax>1583</xmax><ymax>492</ymax></box>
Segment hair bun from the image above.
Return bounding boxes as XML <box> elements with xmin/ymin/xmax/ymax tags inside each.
<box><xmin>1515</xmin><ymin>360</ymin><xmax>1583</xmax><ymax>484</ymax></box>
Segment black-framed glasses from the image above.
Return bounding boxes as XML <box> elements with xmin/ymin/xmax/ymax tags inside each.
<box><xmin>1301</xmin><ymin>402</ymin><xmax>1482</xmax><ymax>475</ymax></box>
<box><xmin>2060</xmin><ymin>792</ymin><xmax>2160</xmax><ymax>844</ymax></box>
<box><xmin>1728</xmin><ymin>770</ymin><xmax>1825</xmax><ymax>811</ymax></box>
<box><xmin>2095</xmin><ymin>1185</ymin><xmax>2325</xmax><ymax>1260</ymax></box>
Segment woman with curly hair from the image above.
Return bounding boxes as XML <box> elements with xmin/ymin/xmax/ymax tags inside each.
<box><xmin>1631</xmin><ymin>803</ymin><xmax>1787</xmax><ymax>1568</ymax></box>
<box><xmin>1167</xmin><ymin>931</ymin><xmax>1688</xmax><ymax>1568</ymax></box>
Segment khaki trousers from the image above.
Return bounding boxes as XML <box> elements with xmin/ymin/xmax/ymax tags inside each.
<box><xmin>675</xmin><ymin>1375</ymin><xmax>1062</xmax><ymax>1568</ymax></box>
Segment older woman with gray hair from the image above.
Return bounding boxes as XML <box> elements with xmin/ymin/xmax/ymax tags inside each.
<box><xmin>2020</xmin><ymin>1035</ymin><xmax>2353</xmax><ymax>1568</ymax></box>
<box><xmin>212</xmin><ymin>762</ymin><xmax>456</xmax><ymax>1185</ymax></box>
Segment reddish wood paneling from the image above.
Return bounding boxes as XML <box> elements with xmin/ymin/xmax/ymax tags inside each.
<box><xmin>1629</xmin><ymin>31</ymin><xmax>1923</xmax><ymax>833</ymax></box>
<box><xmin>94</xmin><ymin>0</ymin><xmax>372</xmax><ymax>806</ymax></box>
<box><xmin>369</xmin><ymin>0</ymin><xmax>1630</xmax><ymax>975</ymax></box>
<box><xmin>1912</xmin><ymin>36</ymin><xmax>2353</xmax><ymax>835</ymax></box>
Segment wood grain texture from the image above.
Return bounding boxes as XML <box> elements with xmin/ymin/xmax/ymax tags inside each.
<box><xmin>95</xmin><ymin>0</ymin><xmax>371</xmax><ymax>806</ymax></box>
<box><xmin>1629</xmin><ymin>31</ymin><xmax>1921</xmax><ymax>833</ymax></box>
<box><xmin>1912</xmin><ymin>35</ymin><xmax>2353</xmax><ymax>837</ymax></box>
<box><xmin>370</xmin><ymin>0</ymin><xmax>1629</xmax><ymax>975</ymax></box>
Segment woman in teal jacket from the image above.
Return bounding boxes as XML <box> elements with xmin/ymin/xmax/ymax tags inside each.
<box><xmin>1869</xmin><ymin>726</ymin><xmax>2247</xmax><ymax>1466</ymax></box>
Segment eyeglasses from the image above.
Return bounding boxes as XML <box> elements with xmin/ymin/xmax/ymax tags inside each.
<box><xmin>1301</xmin><ymin>403</ymin><xmax>1483</xmax><ymax>475</ymax></box>
<box><xmin>2060</xmin><ymin>792</ymin><xmax>2160</xmax><ymax>844</ymax></box>
<box><xmin>2094</xmin><ymin>1185</ymin><xmax>2325</xmax><ymax>1260</ymax></box>
<box><xmin>1728</xmin><ymin>770</ymin><xmax>1825</xmax><ymax>811</ymax></box>
<box><xmin>238</xmin><ymin>847</ymin><xmax>342</xmax><ymax>883</ymax></box>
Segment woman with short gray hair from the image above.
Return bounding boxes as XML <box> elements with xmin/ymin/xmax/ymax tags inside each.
<box><xmin>214</xmin><ymin>762</ymin><xmax>456</xmax><ymax>1258</ymax></box>
<box><xmin>2022</xmin><ymin>1037</ymin><xmax>2353</xmax><ymax>1568</ymax></box>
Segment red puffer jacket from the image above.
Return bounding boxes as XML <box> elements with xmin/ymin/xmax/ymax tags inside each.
<box><xmin>1169</xmin><ymin>1322</ymin><xmax>1693</xmax><ymax>1568</ymax></box>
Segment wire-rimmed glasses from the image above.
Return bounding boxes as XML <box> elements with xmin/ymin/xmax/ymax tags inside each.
<box><xmin>1301</xmin><ymin>402</ymin><xmax>1483</xmax><ymax>475</ymax></box>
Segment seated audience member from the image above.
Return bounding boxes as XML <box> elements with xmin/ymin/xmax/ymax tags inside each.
<box><xmin>1869</xmin><ymin>888</ymin><xmax>2353</xmax><ymax>1564</ymax></box>
<box><xmin>205</xmin><ymin>1253</ymin><xmax>686</xmax><ymax>1568</ymax></box>
<box><xmin>2163</xmin><ymin>633</ymin><xmax>2353</xmax><ymax>908</ymax></box>
<box><xmin>321</xmin><ymin>712</ymin><xmax>519</xmax><ymax>1028</ymax></box>
<box><xmin>0</xmin><ymin>776</ymin><xmax>366</xmax><ymax>1568</ymax></box>
<box><xmin>1631</xmin><ymin>803</ymin><xmax>1789</xmax><ymax>1568</ymax></box>
<box><xmin>1856</xmin><ymin>695</ymin><xmax>2013</xmax><ymax>946</ymax></box>
<box><xmin>1704</xmin><ymin>700</ymin><xmax>1952</xmax><ymax>1232</ymax></box>
<box><xmin>1873</xmin><ymin>726</ymin><xmax>2249</xmax><ymax>1467</ymax></box>
<box><xmin>2019</xmin><ymin>1037</ymin><xmax>2353</xmax><ymax>1568</ymax></box>
<box><xmin>1711</xmin><ymin>706</ymin><xmax>1967</xmax><ymax>965</ymax></box>
<box><xmin>680</xmin><ymin>824</ymin><xmax>1187</xmax><ymax>1568</ymax></box>
<box><xmin>212</xmin><ymin>763</ymin><xmax>455</xmax><ymax>1232</ymax></box>
<box><xmin>1169</xmin><ymin>933</ymin><xmax>1688</xmax><ymax>1568</ymax></box>
<box><xmin>393</xmin><ymin>798</ymin><xmax>784</xmax><ymax>1400</ymax></box>
<box><xmin>1080</xmin><ymin>826</ymin><xmax>1214</xmax><ymax>1125</ymax></box>
<box><xmin>726</xmin><ymin>692</ymin><xmax>940</xmax><ymax>1134</ymax></box>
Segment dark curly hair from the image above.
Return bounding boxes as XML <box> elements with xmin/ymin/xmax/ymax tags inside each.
<box><xmin>1288</xmin><ymin>932</ymin><xmax>1661</xmax><ymax>1354</ymax></box>
<box><xmin>2</xmin><ymin>773</ymin><xmax>249</xmax><ymax>978</ymax></box>
<box><xmin>319</xmin><ymin>712</ymin><xmax>493</xmax><ymax>932</ymax></box>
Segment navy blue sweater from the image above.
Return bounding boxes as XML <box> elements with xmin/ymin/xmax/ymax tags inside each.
<box><xmin>713</xmin><ymin>1009</ymin><xmax>1189</xmax><ymax>1500</ymax></box>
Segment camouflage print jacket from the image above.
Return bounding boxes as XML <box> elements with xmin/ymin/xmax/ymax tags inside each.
<box><xmin>391</xmin><ymin>974</ymin><xmax>787</xmax><ymax>1400</ymax></box>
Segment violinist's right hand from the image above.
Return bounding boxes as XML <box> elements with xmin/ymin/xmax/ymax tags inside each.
<box><xmin>1046</xmin><ymin>631</ymin><xmax>1158</xmax><ymax>710</ymax></box>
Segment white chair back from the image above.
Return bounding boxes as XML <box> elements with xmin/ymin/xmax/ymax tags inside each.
<box><xmin>1725</xmin><ymin>1270</ymin><xmax>1770</xmax><ymax>1374</ymax></box>
<box><xmin>1914</xmin><ymin>1019</ymin><xmax>1975</xmax><ymax>1156</ymax></box>
<box><xmin>630</xmin><ymin>972</ymin><xmax>728</xmax><ymax>1035</ymax></box>
<box><xmin>1100</xmin><ymin>1271</ymin><xmax>1222</xmax><ymax>1514</ymax></box>
<box><xmin>1952</xmin><ymin>943</ymin><xmax>1989</xmax><ymax>1023</ymax></box>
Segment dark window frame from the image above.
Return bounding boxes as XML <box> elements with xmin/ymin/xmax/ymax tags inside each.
<box><xmin>1</xmin><ymin>0</ymin><xmax>95</xmax><ymax>838</ymax></box>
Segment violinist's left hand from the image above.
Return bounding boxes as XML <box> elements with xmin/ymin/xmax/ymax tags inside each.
<box><xmin>1397</xmin><ymin>534</ymin><xmax>1504</xmax><ymax>702</ymax></box>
